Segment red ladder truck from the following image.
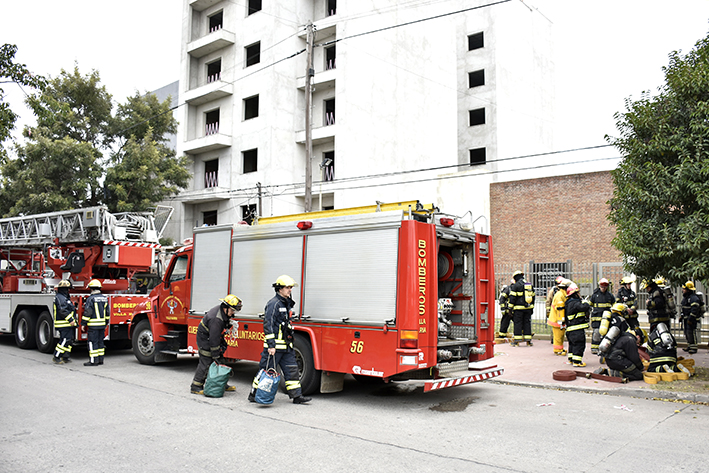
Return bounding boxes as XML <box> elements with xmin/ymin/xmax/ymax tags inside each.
<box><xmin>130</xmin><ymin>201</ymin><xmax>502</xmax><ymax>394</ymax></box>
<box><xmin>0</xmin><ymin>205</ymin><xmax>172</xmax><ymax>353</ymax></box>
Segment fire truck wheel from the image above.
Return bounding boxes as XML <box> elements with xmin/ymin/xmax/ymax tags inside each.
<box><xmin>291</xmin><ymin>334</ymin><xmax>321</xmax><ymax>396</ymax></box>
<box><xmin>132</xmin><ymin>319</ymin><xmax>156</xmax><ymax>365</ymax></box>
<box><xmin>14</xmin><ymin>310</ymin><xmax>38</xmax><ymax>350</ymax></box>
<box><xmin>36</xmin><ymin>311</ymin><xmax>56</xmax><ymax>354</ymax></box>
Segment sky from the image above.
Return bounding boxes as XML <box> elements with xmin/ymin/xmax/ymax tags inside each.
<box><xmin>2</xmin><ymin>0</ymin><xmax>709</xmax><ymax>168</ymax></box>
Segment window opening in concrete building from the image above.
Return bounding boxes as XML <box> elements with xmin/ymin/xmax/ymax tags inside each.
<box><xmin>241</xmin><ymin>204</ymin><xmax>257</xmax><ymax>224</ymax></box>
<box><xmin>468</xmin><ymin>32</ymin><xmax>484</xmax><ymax>51</ymax></box>
<box><xmin>468</xmin><ymin>69</ymin><xmax>485</xmax><ymax>88</ymax></box>
<box><xmin>205</xmin><ymin>109</ymin><xmax>220</xmax><ymax>135</ymax></box>
<box><xmin>208</xmin><ymin>11</ymin><xmax>223</xmax><ymax>33</ymax></box>
<box><xmin>207</xmin><ymin>59</ymin><xmax>221</xmax><ymax>83</ymax></box>
<box><xmin>203</xmin><ymin>210</ymin><xmax>217</xmax><ymax>226</ymax></box>
<box><xmin>327</xmin><ymin>0</ymin><xmax>337</xmax><ymax>16</ymax></box>
<box><xmin>324</xmin><ymin>98</ymin><xmax>335</xmax><ymax>126</ymax></box>
<box><xmin>469</xmin><ymin>147</ymin><xmax>486</xmax><ymax>165</ymax></box>
<box><xmin>243</xmin><ymin>148</ymin><xmax>258</xmax><ymax>173</ymax></box>
<box><xmin>245</xmin><ymin>42</ymin><xmax>261</xmax><ymax>67</ymax></box>
<box><xmin>469</xmin><ymin>108</ymin><xmax>485</xmax><ymax>126</ymax></box>
<box><xmin>244</xmin><ymin>95</ymin><xmax>259</xmax><ymax>120</ymax></box>
<box><xmin>248</xmin><ymin>0</ymin><xmax>262</xmax><ymax>15</ymax></box>
<box><xmin>322</xmin><ymin>151</ymin><xmax>334</xmax><ymax>181</ymax></box>
<box><xmin>325</xmin><ymin>45</ymin><xmax>336</xmax><ymax>70</ymax></box>
<box><xmin>205</xmin><ymin>159</ymin><xmax>219</xmax><ymax>188</ymax></box>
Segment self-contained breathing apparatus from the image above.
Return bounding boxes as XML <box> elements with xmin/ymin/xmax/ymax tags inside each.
<box><xmin>598</xmin><ymin>325</ymin><xmax>621</xmax><ymax>355</ymax></box>
<box><xmin>649</xmin><ymin>322</ymin><xmax>676</xmax><ymax>350</ymax></box>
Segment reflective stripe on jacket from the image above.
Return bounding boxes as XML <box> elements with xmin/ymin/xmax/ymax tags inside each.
<box><xmin>82</xmin><ymin>293</ymin><xmax>109</xmax><ymax>328</ymax></box>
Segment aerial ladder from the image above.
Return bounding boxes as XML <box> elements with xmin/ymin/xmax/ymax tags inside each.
<box><xmin>0</xmin><ymin>205</ymin><xmax>173</xmax><ymax>353</ymax></box>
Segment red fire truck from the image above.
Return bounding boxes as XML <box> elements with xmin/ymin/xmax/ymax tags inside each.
<box><xmin>0</xmin><ymin>206</ymin><xmax>172</xmax><ymax>353</ymax></box>
<box><xmin>130</xmin><ymin>201</ymin><xmax>502</xmax><ymax>394</ymax></box>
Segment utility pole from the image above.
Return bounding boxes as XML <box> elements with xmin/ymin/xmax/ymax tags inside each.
<box><xmin>257</xmin><ymin>182</ymin><xmax>262</xmax><ymax>217</ymax></box>
<box><xmin>304</xmin><ymin>21</ymin><xmax>314</xmax><ymax>212</ymax></box>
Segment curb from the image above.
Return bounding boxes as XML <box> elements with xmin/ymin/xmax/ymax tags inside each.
<box><xmin>486</xmin><ymin>378</ymin><xmax>709</xmax><ymax>404</ymax></box>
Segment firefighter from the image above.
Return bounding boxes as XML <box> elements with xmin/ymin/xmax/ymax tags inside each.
<box><xmin>82</xmin><ymin>279</ymin><xmax>109</xmax><ymax>366</ymax></box>
<box><xmin>599</xmin><ymin>327</ymin><xmax>645</xmax><ymax>382</ymax></box>
<box><xmin>547</xmin><ymin>278</ymin><xmax>570</xmax><ymax>356</ymax></box>
<box><xmin>647</xmin><ymin>322</ymin><xmax>678</xmax><ymax>373</ymax></box>
<box><xmin>564</xmin><ymin>283</ymin><xmax>591</xmax><ymax>367</ymax></box>
<box><xmin>248</xmin><ymin>275</ymin><xmax>311</xmax><ymax>404</ymax></box>
<box><xmin>599</xmin><ymin>303</ymin><xmax>630</xmax><ymax>338</ymax></box>
<box><xmin>190</xmin><ymin>294</ymin><xmax>242</xmax><ymax>395</ymax></box>
<box><xmin>642</xmin><ymin>278</ymin><xmax>672</xmax><ymax>332</ymax></box>
<box><xmin>53</xmin><ymin>280</ymin><xmax>77</xmax><ymax>364</ymax></box>
<box><xmin>498</xmin><ymin>282</ymin><xmax>512</xmax><ymax>338</ymax></box>
<box><xmin>545</xmin><ymin>276</ymin><xmax>564</xmax><ymax>319</ymax></box>
<box><xmin>680</xmin><ymin>281</ymin><xmax>702</xmax><ymax>354</ymax></box>
<box><xmin>589</xmin><ymin>278</ymin><xmax>615</xmax><ymax>354</ymax></box>
<box><xmin>616</xmin><ymin>277</ymin><xmax>639</xmax><ymax>329</ymax></box>
<box><xmin>508</xmin><ymin>270</ymin><xmax>535</xmax><ymax>346</ymax></box>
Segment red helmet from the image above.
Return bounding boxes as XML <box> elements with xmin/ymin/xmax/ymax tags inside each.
<box><xmin>566</xmin><ymin>283</ymin><xmax>579</xmax><ymax>296</ymax></box>
<box><xmin>599</xmin><ymin>278</ymin><xmax>610</xmax><ymax>286</ymax></box>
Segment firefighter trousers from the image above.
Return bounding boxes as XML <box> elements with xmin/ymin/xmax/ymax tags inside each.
<box><xmin>566</xmin><ymin>329</ymin><xmax>586</xmax><ymax>364</ymax></box>
<box><xmin>499</xmin><ymin>311</ymin><xmax>512</xmax><ymax>335</ymax></box>
<box><xmin>684</xmin><ymin>317</ymin><xmax>700</xmax><ymax>352</ymax></box>
<box><xmin>512</xmin><ymin>309</ymin><xmax>533</xmax><ymax>342</ymax></box>
<box><xmin>191</xmin><ymin>352</ymin><xmax>216</xmax><ymax>390</ymax></box>
<box><xmin>86</xmin><ymin>328</ymin><xmax>105</xmax><ymax>364</ymax></box>
<box><xmin>251</xmin><ymin>348</ymin><xmax>302</xmax><ymax>398</ymax></box>
<box><xmin>590</xmin><ymin>320</ymin><xmax>601</xmax><ymax>352</ymax></box>
<box><xmin>551</xmin><ymin>326</ymin><xmax>566</xmax><ymax>354</ymax></box>
<box><xmin>54</xmin><ymin>327</ymin><xmax>74</xmax><ymax>359</ymax></box>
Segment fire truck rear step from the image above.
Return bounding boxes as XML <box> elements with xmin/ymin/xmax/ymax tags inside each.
<box><xmin>424</xmin><ymin>366</ymin><xmax>504</xmax><ymax>392</ymax></box>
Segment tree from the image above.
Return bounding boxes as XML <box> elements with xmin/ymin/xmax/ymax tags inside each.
<box><xmin>104</xmin><ymin>92</ymin><xmax>190</xmax><ymax>212</ymax></box>
<box><xmin>607</xmin><ymin>33</ymin><xmax>709</xmax><ymax>285</ymax></box>
<box><xmin>0</xmin><ymin>44</ymin><xmax>46</xmax><ymax>160</ymax></box>
<box><xmin>0</xmin><ymin>65</ymin><xmax>109</xmax><ymax>215</ymax></box>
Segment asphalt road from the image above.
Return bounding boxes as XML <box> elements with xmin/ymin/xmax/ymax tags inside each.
<box><xmin>1</xmin><ymin>335</ymin><xmax>707</xmax><ymax>473</ymax></box>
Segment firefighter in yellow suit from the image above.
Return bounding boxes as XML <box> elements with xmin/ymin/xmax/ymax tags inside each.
<box><xmin>547</xmin><ymin>278</ymin><xmax>570</xmax><ymax>356</ymax></box>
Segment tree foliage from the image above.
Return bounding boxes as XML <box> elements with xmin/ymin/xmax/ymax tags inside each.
<box><xmin>0</xmin><ymin>44</ymin><xmax>46</xmax><ymax>156</ymax></box>
<box><xmin>607</xmin><ymin>34</ymin><xmax>709</xmax><ymax>285</ymax></box>
<box><xmin>0</xmin><ymin>64</ymin><xmax>189</xmax><ymax>216</ymax></box>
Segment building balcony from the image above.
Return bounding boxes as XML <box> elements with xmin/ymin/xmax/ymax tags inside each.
<box><xmin>182</xmin><ymin>133</ymin><xmax>232</xmax><ymax>155</ymax></box>
<box><xmin>297</xmin><ymin>67</ymin><xmax>336</xmax><ymax>91</ymax></box>
<box><xmin>188</xmin><ymin>29</ymin><xmax>236</xmax><ymax>58</ymax></box>
<box><xmin>189</xmin><ymin>0</ymin><xmax>222</xmax><ymax>12</ymax></box>
<box><xmin>173</xmin><ymin>186</ymin><xmax>231</xmax><ymax>204</ymax></box>
<box><xmin>183</xmin><ymin>80</ymin><xmax>233</xmax><ymax>106</ymax></box>
<box><xmin>295</xmin><ymin>124</ymin><xmax>336</xmax><ymax>145</ymax></box>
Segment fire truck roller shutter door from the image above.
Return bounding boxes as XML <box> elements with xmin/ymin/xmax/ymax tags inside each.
<box><xmin>191</xmin><ymin>225</ymin><xmax>234</xmax><ymax>315</ymax></box>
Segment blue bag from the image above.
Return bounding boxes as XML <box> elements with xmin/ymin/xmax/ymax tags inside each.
<box><xmin>255</xmin><ymin>356</ymin><xmax>280</xmax><ymax>405</ymax></box>
<box><xmin>204</xmin><ymin>362</ymin><xmax>232</xmax><ymax>398</ymax></box>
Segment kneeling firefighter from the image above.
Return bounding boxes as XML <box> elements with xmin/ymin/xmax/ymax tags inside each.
<box><xmin>190</xmin><ymin>294</ymin><xmax>242</xmax><ymax>394</ymax></box>
<box><xmin>647</xmin><ymin>323</ymin><xmax>679</xmax><ymax>373</ymax></box>
<box><xmin>599</xmin><ymin>327</ymin><xmax>645</xmax><ymax>381</ymax></box>
<box><xmin>249</xmin><ymin>275</ymin><xmax>311</xmax><ymax>404</ymax></box>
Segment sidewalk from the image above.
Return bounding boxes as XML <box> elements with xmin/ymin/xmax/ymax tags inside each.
<box><xmin>488</xmin><ymin>337</ymin><xmax>709</xmax><ymax>403</ymax></box>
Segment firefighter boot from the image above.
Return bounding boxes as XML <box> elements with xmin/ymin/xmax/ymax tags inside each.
<box><xmin>248</xmin><ymin>390</ymin><xmax>256</xmax><ymax>402</ymax></box>
<box><xmin>225</xmin><ymin>385</ymin><xmax>236</xmax><ymax>392</ymax></box>
<box><xmin>53</xmin><ymin>356</ymin><xmax>65</xmax><ymax>364</ymax></box>
<box><xmin>190</xmin><ymin>384</ymin><xmax>204</xmax><ymax>395</ymax></box>
<box><xmin>84</xmin><ymin>361</ymin><xmax>98</xmax><ymax>366</ymax></box>
<box><xmin>293</xmin><ymin>395</ymin><xmax>312</xmax><ymax>404</ymax></box>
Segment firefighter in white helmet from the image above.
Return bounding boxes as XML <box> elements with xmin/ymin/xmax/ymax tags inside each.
<box><xmin>190</xmin><ymin>294</ymin><xmax>242</xmax><ymax>394</ymax></box>
<box><xmin>248</xmin><ymin>275</ymin><xmax>311</xmax><ymax>404</ymax></box>
<box><xmin>589</xmin><ymin>278</ymin><xmax>615</xmax><ymax>354</ymax></box>
<box><xmin>82</xmin><ymin>279</ymin><xmax>109</xmax><ymax>366</ymax></box>
<box><xmin>53</xmin><ymin>280</ymin><xmax>77</xmax><ymax>364</ymax></box>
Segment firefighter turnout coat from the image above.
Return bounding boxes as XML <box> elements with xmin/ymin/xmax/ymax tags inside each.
<box><xmin>263</xmin><ymin>293</ymin><xmax>296</xmax><ymax>351</ymax></box>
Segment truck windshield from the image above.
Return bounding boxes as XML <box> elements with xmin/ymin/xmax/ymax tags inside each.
<box><xmin>169</xmin><ymin>255</ymin><xmax>189</xmax><ymax>283</ymax></box>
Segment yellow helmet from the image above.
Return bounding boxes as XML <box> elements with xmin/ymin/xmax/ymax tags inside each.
<box><xmin>219</xmin><ymin>294</ymin><xmax>242</xmax><ymax>310</ymax></box>
<box><xmin>620</xmin><ymin>276</ymin><xmax>633</xmax><ymax>285</ymax></box>
<box><xmin>632</xmin><ymin>327</ymin><xmax>647</xmax><ymax>345</ymax></box>
<box><xmin>566</xmin><ymin>283</ymin><xmax>580</xmax><ymax>296</ymax></box>
<box><xmin>683</xmin><ymin>281</ymin><xmax>696</xmax><ymax>291</ymax></box>
<box><xmin>88</xmin><ymin>279</ymin><xmax>102</xmax><ymax>289</ymax></box>
<box><xmin>653</xmin><ymin>277</ymin><xmax>665</xmax><ymax>286</ymax></box>
<box><xmin>57</xmin><ymin>280</ymin><xmax>72</xmax><ymax>289</ymax></box>
<box><xmin>273</xmin><ymin>274</ymin><xmax>298</xmax><ymax>288</ymax></box>
<box><xmin>611</xmin><ymin>303</ymin><xmax>627</xmax><ymax>315</ymax></box>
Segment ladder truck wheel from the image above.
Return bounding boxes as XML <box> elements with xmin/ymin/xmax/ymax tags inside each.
<box><xmin>14</xmin><ymin>310</ymin><xmax>37</xmax><ymax>350</ymax></box>
<box><xmin>132</xmin><ymin>319</ymin><xmax>156</xmax><ymax>365</ymax></box>
<box><xmin>36</xmin><ymin>311</ymin><xmax>56</xmax><ymax>354</ymax></box>
<box><xmin>293</xmin><ymin>333</ymin><xmax>320</xmax><ymax>395</ymax></box>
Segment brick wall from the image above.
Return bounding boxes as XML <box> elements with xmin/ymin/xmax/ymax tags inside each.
<box><xmin>490</xmin><ymin>171</ymin><xmax>621</xmax><ymax>268</ymax></box>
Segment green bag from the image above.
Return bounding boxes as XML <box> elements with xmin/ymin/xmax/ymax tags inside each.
<box><xmin>204</xmin><ymin>362</ymin><xmax>232</xmax><ymax>398</ymax></box>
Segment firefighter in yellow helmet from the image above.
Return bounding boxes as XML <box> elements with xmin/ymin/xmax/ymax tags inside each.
<box><xmin>642</xmin><ymin>278</ymin><xmax>671</xmax><ymax>332</ymax></box>
<box><xmin>680</xmin><ymin>281</ymin><xmax>703</xmax><ymax>354</ymax></box>
<box><xmin>82</xmin><ymin>279</ymin><xmax>109</xmax><ymax>366</ymax></box>
<box><xmin>616</xmin><ymin>277</ymin><xmax>639</xmax><ymax>329</ymax></box>
<box><xmin>249</xmin><ymin>275</ymin><xmax>311</xmax><ymax>404</ymax></box>
<box><xmin>597</xmin><ymin>327</ymin><xmax>645</xmax><ymax>381</ymax></box>
<box><xmin>190</xmin><ymin>294</ymin><xmax>242</xmax><ymax>394</ymax></box>
<box><xmin>53</xmin><ymin>280</ymin><xmax>77</xmax><ymax>364</ymax></box>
